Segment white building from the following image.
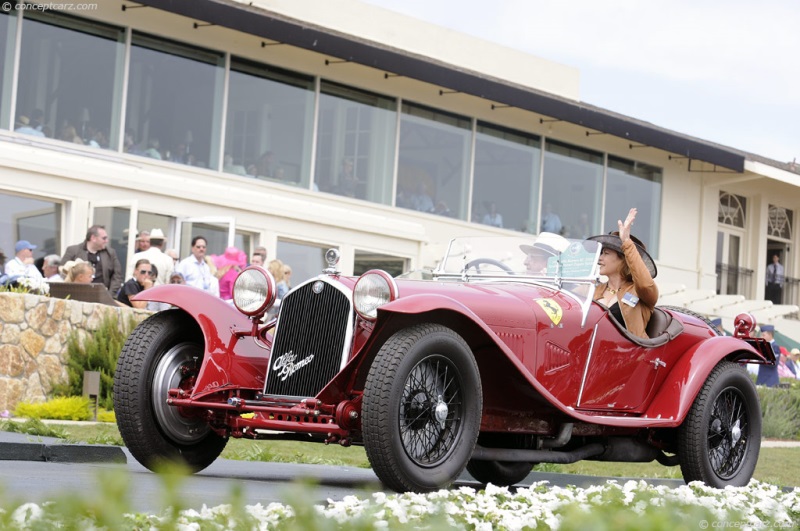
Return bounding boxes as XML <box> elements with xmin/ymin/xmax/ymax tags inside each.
<box><xmin>1</xmin><ymin>0</ymin><xmax>798</xmax><ymax>334</ymax></box>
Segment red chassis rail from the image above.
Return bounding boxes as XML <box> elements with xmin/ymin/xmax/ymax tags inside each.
<box><xmin>166</xmin><ymin>390</ymin><xmax>363</xmax><ymax>443</ymax></box>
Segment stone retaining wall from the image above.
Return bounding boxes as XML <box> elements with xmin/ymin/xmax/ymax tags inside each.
<box><xmin>0</xmin><ymin>292</ymin><xmax>149</xmax><ymax>412</ymax></box>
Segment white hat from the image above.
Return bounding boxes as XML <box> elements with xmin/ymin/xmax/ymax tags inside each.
<box><xmin>150</xmin><ymin>228</ymin><xmax>166</xmax><ymax>240</ymax></box>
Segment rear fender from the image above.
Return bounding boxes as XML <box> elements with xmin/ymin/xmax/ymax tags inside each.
<box><xmin>133</xmin><ymin>285</ymin><xmax>269</xmax><ymax>397</ymax></box>
<box><xmin>643</xmin><ymin>335</ymin><xmax>766</xmax><ymax>424</ymax></box>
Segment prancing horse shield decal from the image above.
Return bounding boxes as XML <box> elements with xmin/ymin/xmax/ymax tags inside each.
<box><xmin>535</xmin><ymin>298</ymin><xmax>563</xmax><ymax>326</ymax></box>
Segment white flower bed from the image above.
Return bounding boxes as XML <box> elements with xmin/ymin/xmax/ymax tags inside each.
<box><xmin>5</xmin><ymin>480</ymin><xmax>799</xmax><ymax>530</ymax></box>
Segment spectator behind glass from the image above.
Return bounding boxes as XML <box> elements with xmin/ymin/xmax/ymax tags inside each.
<box><xmin>541</xmin><ymin>203</ymin><xmax>563</xmax><ymax>234</ymax></box>
<box><xmin>482</xmin><ymin>202</ymin><xmax>503</xmax><ymax>228</ymax></box>
<box><xmin>14</xmin><ymin>115</ymin><xmax>45</xmax><ymax>137</ymax></box>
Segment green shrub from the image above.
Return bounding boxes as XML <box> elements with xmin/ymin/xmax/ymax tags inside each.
<box><xmin>758</xmin><ymin>385</ymin><xmax>800</xmax><ymax>439</ymax></box>
<box><xmin>51</xmin><ymin>313</ymin><xmax>136</xmax><ymax>410</ymax></box>
<box><xmin>0</xmin><ymin>418</ymin><xmax>68</xmax><ymax>438</ymax></box>
<box><xmin>13</xmin><ymin>397</ymin><xmax>91</xmax><ymax>421</ymax></box>
<box><xmin>97</xmin><ymin>409</ymin><xmax>116</xmax><ymax>423</ymax></box>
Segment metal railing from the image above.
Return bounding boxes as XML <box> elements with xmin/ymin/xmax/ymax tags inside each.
<box><xmin>714</xmin><ymin>266</ymin><xmax>800</xmax><ymax>320</ymax></box>
<box><xmin>715</xmin><ymin>263</ymin><xmax>754</xmax><ymax>298</ymax></box>
<box><xmin>783</xmin><ymin>277</ymin><xmax>800</xmax><ymax>319</ymax></box>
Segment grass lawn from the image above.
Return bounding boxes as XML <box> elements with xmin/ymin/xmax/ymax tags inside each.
<box><xmin>4</xmin><ymin>419</ymin><xmax>798</xmax><ymax>487</ymax></box>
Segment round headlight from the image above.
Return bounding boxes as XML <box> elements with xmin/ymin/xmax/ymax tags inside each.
<box><xmin>233</xmin><ymin>266</ymin><xmax>276</xmax><ymax>317</ymax></box>
<box><xmin>353</xmin><ymin>270</ymin><xmax>398</xmax><ymax>321</ymax></box>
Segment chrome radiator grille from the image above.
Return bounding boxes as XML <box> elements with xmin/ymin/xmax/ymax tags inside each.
<box><xmin>264</xmin><ymin>278</ymin><xmax>352</xmax><ymax>398</ymax></box>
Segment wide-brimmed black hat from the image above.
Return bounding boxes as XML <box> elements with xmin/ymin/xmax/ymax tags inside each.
<box><xmin>587</xmin><ymin>231</ymin><xmax>657</xmax><ymax>278</ymax></box>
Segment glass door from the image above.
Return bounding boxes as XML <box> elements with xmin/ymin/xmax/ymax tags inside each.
<box><xmin>177</xmin><ymin>216</ymin><xmax>236</xmax><ymax>258</ymax></box>
<box><xmin>90</xmin><ymin>200</ymin><xmax>138</xmax><ymax>280</ymax></box>
<box><xmin>716</xmin><ymin>229</ymin><xmax>743</xmax><ymax>296</ymax></box>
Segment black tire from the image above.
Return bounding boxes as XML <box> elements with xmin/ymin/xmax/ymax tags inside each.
<box><xmin>114</xmin><ymin>310</ymin><xmax>227</xmax><ymax>473</ymax></box>
<box><xmin>466</xmin><ymin>459</ymin><xmax>533</xmax><ymax>487</ymax></box>
<box><xmin>678</xmin><ymin>361</ymin><xmax>760</xmax><ymax>487</ymax></box>
<box><xmin>362</xmin><ymin>324</ymin><xmax>482</xmax><ymax>492</ymax></box>
<box><xmin>659</xmin><ymin>305</ymin><xmax>722</xmax><ymax>335</ymax></box>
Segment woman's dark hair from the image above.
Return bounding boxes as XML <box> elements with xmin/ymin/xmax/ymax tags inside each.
<box><xmin>618</xmin><ymin>250</ymin><xmax>633</xmax><ymax>281</ymax></box>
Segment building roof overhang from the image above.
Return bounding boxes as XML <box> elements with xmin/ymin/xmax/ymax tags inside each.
<box><xmin>135</xmin><ymin>0</ymin><xmax>745</xmax><ymax>172</ymax></box>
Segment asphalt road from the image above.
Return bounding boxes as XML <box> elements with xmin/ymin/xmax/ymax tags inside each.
<box><xmin>0</xmin><ymin>429</ymin><xmax>686</xmax><ymax>514</ymax></box>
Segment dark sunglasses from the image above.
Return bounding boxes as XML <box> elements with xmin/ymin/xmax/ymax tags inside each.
<box><xmin>138</xmin><ymin>269</ymin><xmax>152</xmax><ymax>275</ymax></box>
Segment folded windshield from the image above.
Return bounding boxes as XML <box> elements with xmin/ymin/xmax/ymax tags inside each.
<box><xmin>436</xmin><ymin>233</ymin><xmax>601</xmax><ymax>281</ymax></box>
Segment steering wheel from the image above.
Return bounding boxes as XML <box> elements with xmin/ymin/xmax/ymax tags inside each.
<box><xmin>463</xmin><ymin>258</ymin><xmax>514</xmax><ymax>274</ymax></box>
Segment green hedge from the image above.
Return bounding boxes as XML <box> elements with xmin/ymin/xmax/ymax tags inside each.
<box><xmin>758</xmin><ymin>381</ymin><xmax>800</xmax><ymax>440</ymax></box>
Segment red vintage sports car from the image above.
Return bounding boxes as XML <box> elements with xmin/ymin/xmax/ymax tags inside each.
<box><xmin>114</xmin><ymin>233</ymin><xmax>775</xmax><ymax>492</ymax></box>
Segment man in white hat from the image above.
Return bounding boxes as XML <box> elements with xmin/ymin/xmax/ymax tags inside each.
<box><xmin>130</xmin><ymin>228</ymin><xmax>174</xmax><ymax>285</ymax></box>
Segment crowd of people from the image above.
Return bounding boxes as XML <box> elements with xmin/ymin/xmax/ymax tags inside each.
<box><xmin>0</xmin><ymin>224</ymin><xmax>294</xmax><ymax>313</ymax></box>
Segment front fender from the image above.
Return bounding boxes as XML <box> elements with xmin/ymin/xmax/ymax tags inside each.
<box><xmin>643</xmin><ymin>335</ymin><xmax>766</xmax><ymax>425</ymax></box>
<box><xmin>133</xmin><ymin>284</ymin><xmax>269</xmax><ymax>397</ymax></box>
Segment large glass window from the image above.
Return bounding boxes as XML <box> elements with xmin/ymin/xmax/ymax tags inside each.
<box><xmin>314</xmin><ymin>82</ymin><xmax>396</xmax><ymax>203</ymax></box>
<box><xmin>396</xmin><ymin>103</ymin><xmax>471</xmax><ymax>220</ymax></box>
<box><xmin>276</xmin><ymin>239</ymin><xmax>333</xmax><ymax>286</ymax></box>
<box><xmin>126</xmin><ymin>33</ymin><xmax>224</xmax><ymax>169</ymax></box>
<box><xmin>767</xmin><ymin>204</ymin><xmax>793</xmax><ymax>240</ymax></box>
<box><xmin>15</xmin><ymin>12</ymin><xmax>124</xmax><ymax>148</ymax></box>
<box><xmin>354</xmin><ymin>249</ymin><xmax>408</xmax><ymax>276</ymax></box>
<box><xmin>0</xmin><ymin>191</ymin><xmax>62</xmax><ymax>262</ymax></box>
<box><xmin>473</xmin><ymin>123</ymin><xmax>540</xmax><ymax>232</ymax></box>
<box><xmin>541</xmin><ymin>140</ymin><xmax>603</xmax><ymax>237</ymax></box>
<box><xmin>225</xmin><ymin>58</ymin><xmax>315</xmax><ymax>187</ymax></box>
<box><xmin>0</xmin><ymin>11</ymin><xmax>16</xmax><ymax>130</ymax></box>
<box><xmin>176</xmin><ymin>219</ymin><xmax>252</xmax><ymax>266</ymax></box>
<box><xmin>605</xmin><ymin>156</ymin><xmax>662</xmax><ymax>256</ymax></box>
<box><xmin>719</xmin><ymin>192</ymin><xmax>747</xmax><ymax>228</ymax></box>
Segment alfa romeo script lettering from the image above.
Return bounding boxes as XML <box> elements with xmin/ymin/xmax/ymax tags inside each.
<box><xmin>272</xmin><ymin>350</ymin><xmax>314</xmax><ymax>381</ymax></box>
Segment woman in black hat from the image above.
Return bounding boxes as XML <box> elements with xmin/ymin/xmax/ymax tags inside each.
<box><xmin>587</xmin><ymin>208</ymin><xmax>659</xmax><ymax>339</ymax></box>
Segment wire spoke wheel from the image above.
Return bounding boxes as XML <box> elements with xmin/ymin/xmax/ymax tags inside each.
<box><xmin>706</xmin><ymin>387</ymin><xmax>749</xmax><ymax>479</ymax></box>
<box><xmin>678</xmin><ymin>361</ymin><xmax>760</xmax><ymax>487</ymax></box>
<box><xmin>362</xmin><ymin>324</ymin><xmax>482</xmax><ymax>492</ymax></box>
<box><xmin>399</xmin><ymin>354</ymin><xmax>463</xmax><ymax>466</ymax></box>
